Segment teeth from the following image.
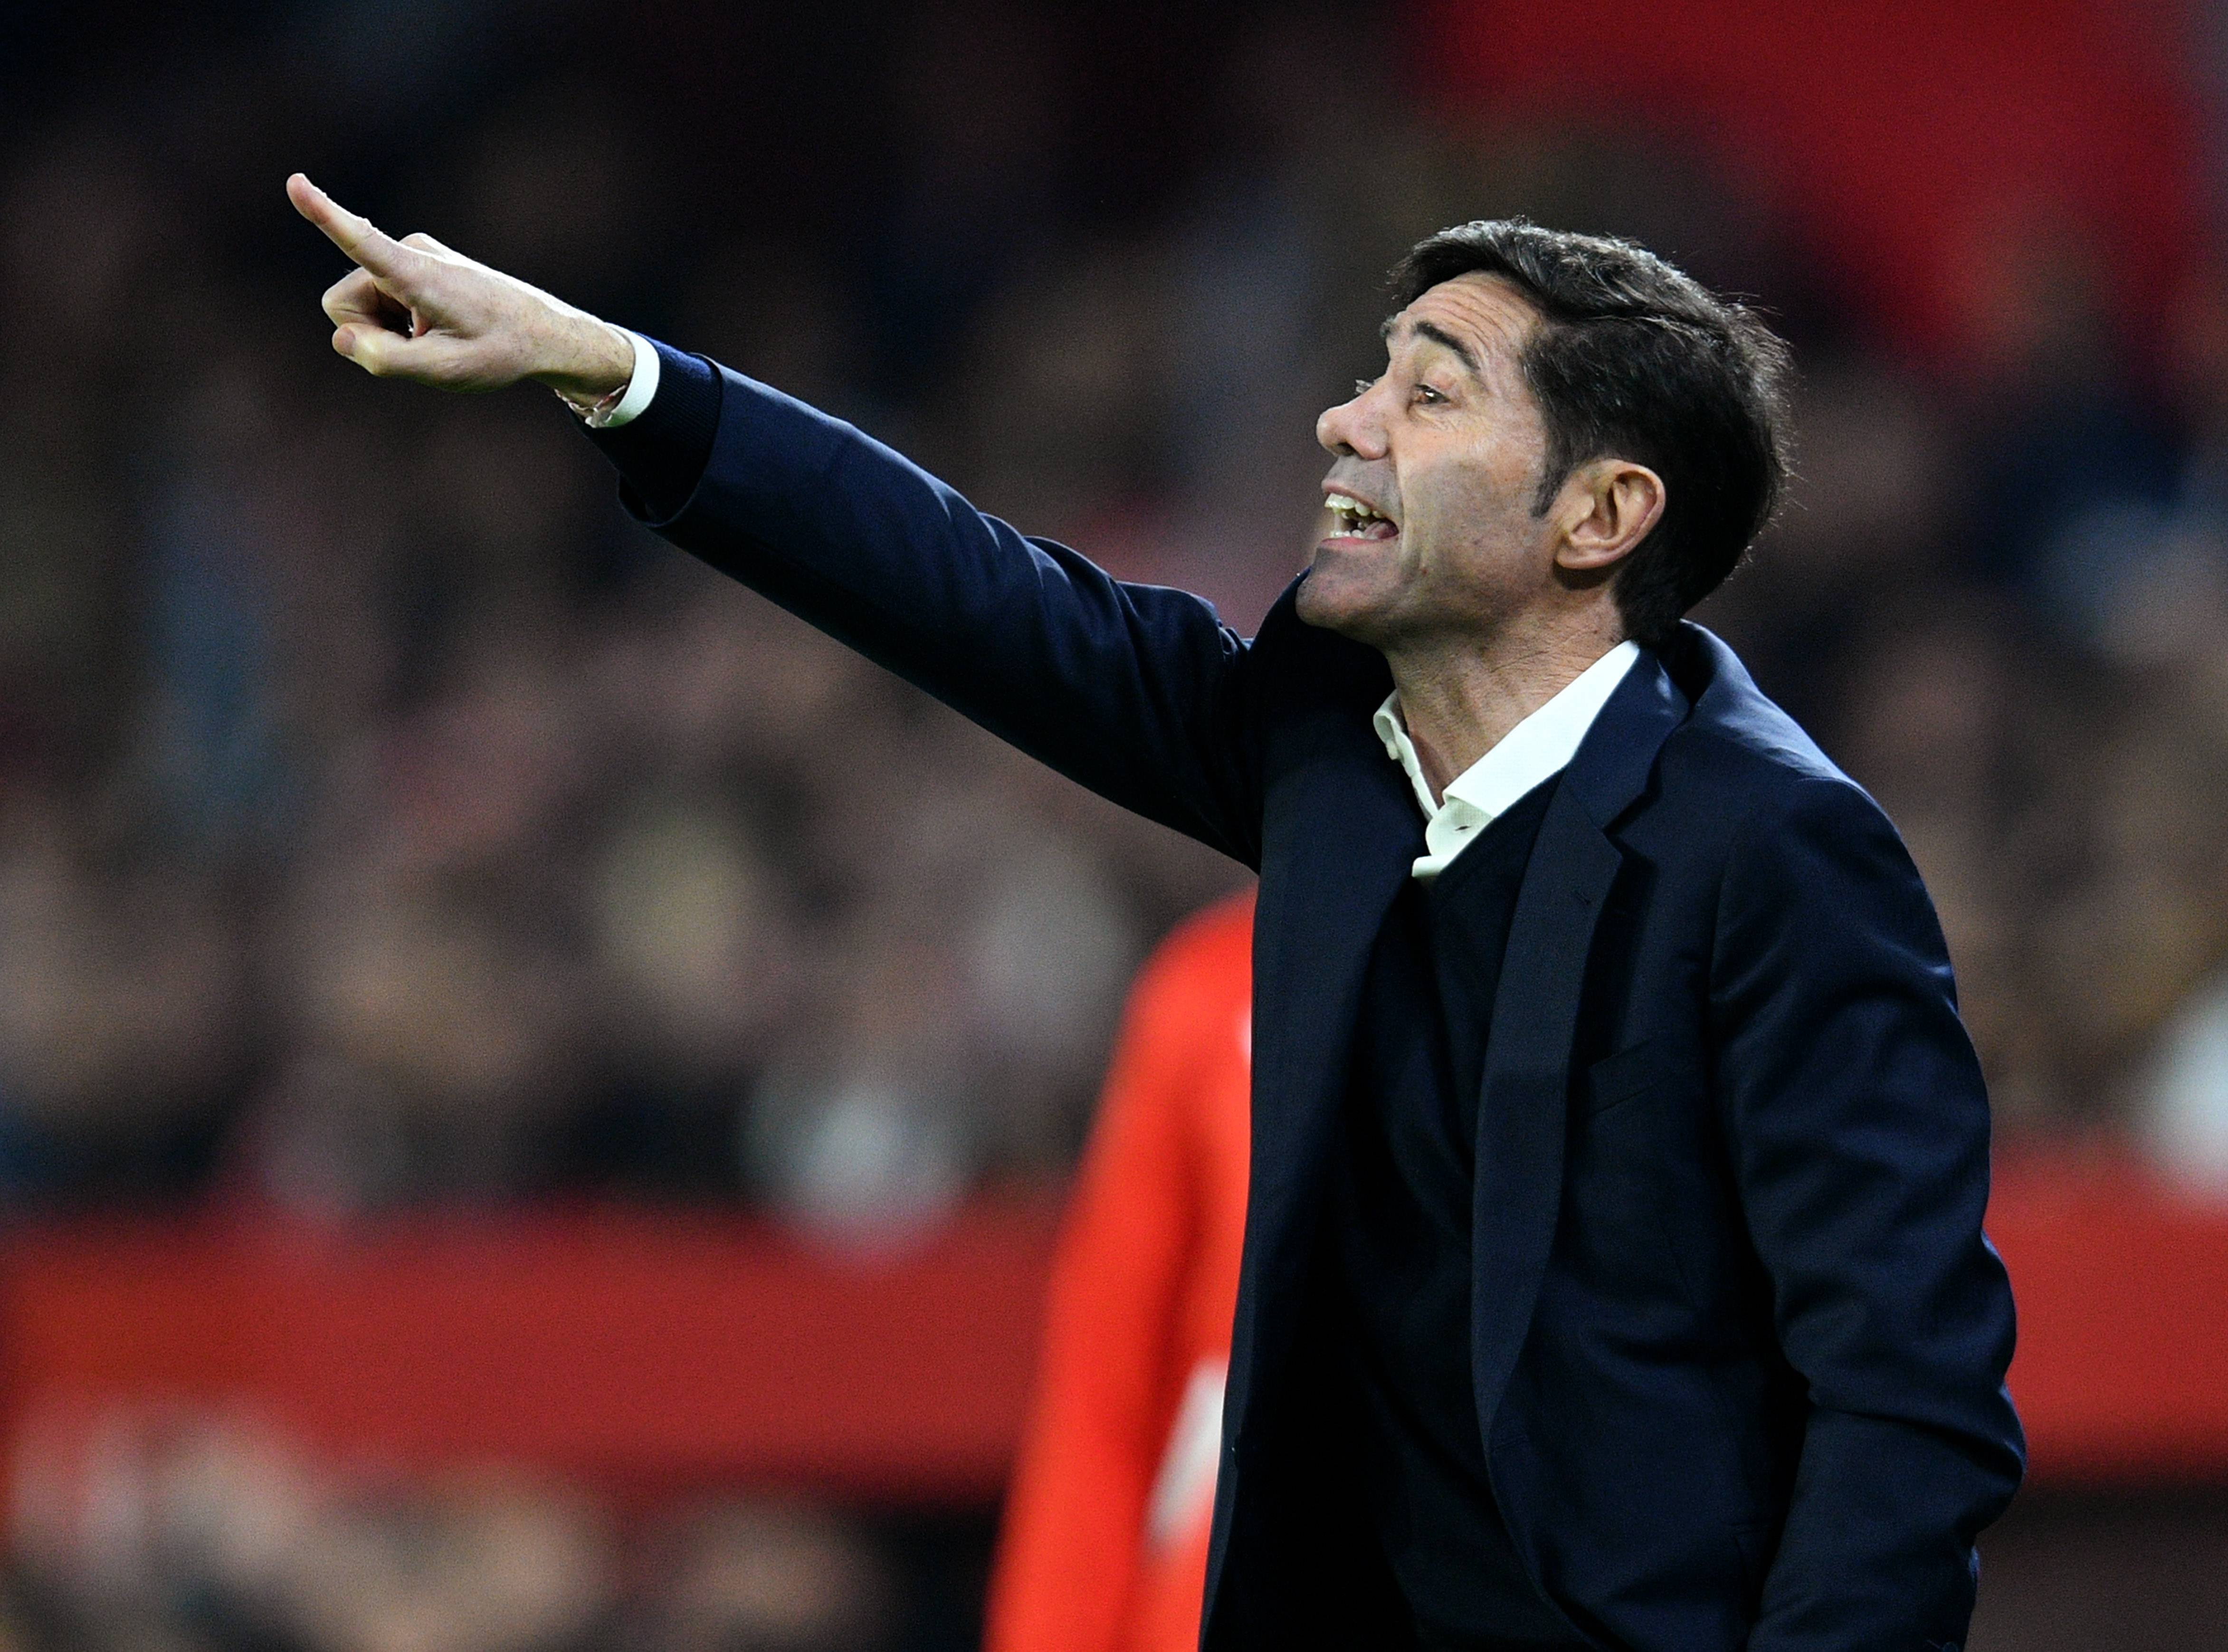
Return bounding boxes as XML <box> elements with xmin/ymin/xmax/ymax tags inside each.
<box><xmin>1325</xmin><ymin>493</ymin><xmax>1386</xmax><ymax>529</ymax></box>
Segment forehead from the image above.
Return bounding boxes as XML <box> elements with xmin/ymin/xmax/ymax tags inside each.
<box><xmin>1384</xmin><ymin>271</ymin><xmax>1539</xmax><ymax>367</ymax></box>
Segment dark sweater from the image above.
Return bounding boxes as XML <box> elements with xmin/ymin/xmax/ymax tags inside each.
<box><xmin>1333</xmin><ymin>776</ymin><xmax>1587</xmax><ymax>1650</ymax></box>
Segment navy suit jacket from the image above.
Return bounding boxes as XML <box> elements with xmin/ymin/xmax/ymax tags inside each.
<box><xmin>608</xmin><ymin>360</ymin><xmax>2024</xmax><ymax>1652</ymax></box>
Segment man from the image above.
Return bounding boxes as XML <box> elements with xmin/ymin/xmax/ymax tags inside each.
<box><xmin>988</xmin><ymin>891</ymin><xmax>1254</xmax><ymax>1652</ymax></box>
<box><xmin>286</xmin><ymin>173</ymin><xmax>2024</xmax><ymax>1650</ymax></box>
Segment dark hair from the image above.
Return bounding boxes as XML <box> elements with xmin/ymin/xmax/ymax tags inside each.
<box><xmin>1390</xmin><ymin>220</ymin><xmax>1793</xmax><ymax>646</ymax></box>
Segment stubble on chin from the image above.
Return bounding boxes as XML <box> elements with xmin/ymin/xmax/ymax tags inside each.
<box><xmin>1294</xmin><ymin>558</ymin><xmax>1398</xmax><ymax>646</ymax></box>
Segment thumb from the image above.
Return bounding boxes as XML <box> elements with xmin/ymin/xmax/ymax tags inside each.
<box><xmin>333</xmin><ymin>322</ymin><xmax>435</xmax><ymax>379</ymax></box>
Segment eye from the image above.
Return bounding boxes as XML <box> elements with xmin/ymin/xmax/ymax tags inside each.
<box><xmin>1352</xmin><ymin>377</ymin><xmax>1375</xmax><ymax>397</ymax></box>
<box><xmin>1412</xmin><ymin>383</ymin><xmax>1447</xmax><ymax>406</ymax></box>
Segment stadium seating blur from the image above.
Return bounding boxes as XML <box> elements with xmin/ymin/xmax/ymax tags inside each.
<box><xmin>2</xmin><ymin>1</ymin><xmax>2226</xmax><ymax>1647</ymax></box>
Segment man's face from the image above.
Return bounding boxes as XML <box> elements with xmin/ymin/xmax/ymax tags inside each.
<box><xmin>1300</xmin><ymin>273</ymin><xmax>1562</xmax><ymax>648</ymax></box>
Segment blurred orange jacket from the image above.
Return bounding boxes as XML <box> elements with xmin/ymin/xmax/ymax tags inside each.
<box><xmin>985</xmin><ymin>891</ymin><xmax>1254</xmax><ymax>1652</ymax></box>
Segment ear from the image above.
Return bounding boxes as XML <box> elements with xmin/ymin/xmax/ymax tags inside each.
<box><xmin>1552</xmin><ymin>458</ymin><xmax>1665</xmax><ymax>573</ymax></box>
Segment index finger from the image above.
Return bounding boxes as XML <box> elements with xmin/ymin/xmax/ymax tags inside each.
<box><xmin>286</xmin><ymin>173</ymin><xmax>418</xmax><ymax>282</ymax></box>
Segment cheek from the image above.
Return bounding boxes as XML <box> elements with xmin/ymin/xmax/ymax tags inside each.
<box><xmin>1404</xmin><ymin>460</ymin><xmax>1551</xmax><ymax>605</ymax></box>
<box><xmin>1407</xmin><ymin>420</ymin><xmax>1536</xmax><ymax>515</ymax></box>
<box><xmin>1405</xmin><ymin>450</ymin><xmax>1530</xmax><ymax>556</ymax></box>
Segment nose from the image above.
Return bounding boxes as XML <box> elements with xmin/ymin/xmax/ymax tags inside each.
<box><xmin>1317</xmin><ymin>383</ymin><xmax>1386</xmax><ymax>459</ymax></box>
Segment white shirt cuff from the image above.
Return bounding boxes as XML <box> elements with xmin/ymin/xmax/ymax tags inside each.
<box><xmin>585</xmin><ymin>329</ymin><xmax>660</xmax><ymax>429</ymax></box>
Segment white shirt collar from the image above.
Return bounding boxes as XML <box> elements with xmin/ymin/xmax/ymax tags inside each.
<box><xmin>1372</xmin><ymin>640</ymin><xmax>1642</xmax><ymax>880</ymax></box>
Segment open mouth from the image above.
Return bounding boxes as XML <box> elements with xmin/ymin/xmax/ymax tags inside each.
<box><xmin>1323</xmin><ymin>491</ymin><xmax>1398</xmax><ymax>541</ymax></box>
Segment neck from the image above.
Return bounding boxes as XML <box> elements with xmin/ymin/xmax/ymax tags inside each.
<box><xmin>1387</xmin><ymin>614</ymin><xmax>1626</xmax><ymax>801</ymax></box>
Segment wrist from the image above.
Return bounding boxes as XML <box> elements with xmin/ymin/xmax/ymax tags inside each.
<box><xmin>564</xmin><ymin>330</ymin><xmax>659</xmax><ymax>429</ymax></box>
<box><xmin>533</xmin><ymin>313</ymin><xmax>636</xmax><ymax>409</ymax></box>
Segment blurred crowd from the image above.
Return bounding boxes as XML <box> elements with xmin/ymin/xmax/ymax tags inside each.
<box><xmin>6</xmin><ymin>2</ymin><xmax>2228</xmax><ymax>1224</ymax></box>
<box><xmin>9</xmin><ymin>1</ymin><xmax>2228</xmax><ymax>1199</ymax></box>
<box><xmin>5</xmin><ymin>0</ymin><xmax>2228</xmax><ymax>1640</ymax></box>
<box><xmin>3</xmin><ymin>1403</ymin><xmax>966</xmax><ymax>1652</ymax></box>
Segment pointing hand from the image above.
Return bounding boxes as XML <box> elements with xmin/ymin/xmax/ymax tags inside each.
<box><xmin>286</xmin><ymin>173</ymin><xmax>633</xmax><ymax>407</ymax></box>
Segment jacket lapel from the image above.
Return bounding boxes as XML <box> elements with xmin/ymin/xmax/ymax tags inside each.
<box><xmin>1469</xmin><ymin>650</ymin><xmax>1690</xmax><ymax>1431</ymax></box>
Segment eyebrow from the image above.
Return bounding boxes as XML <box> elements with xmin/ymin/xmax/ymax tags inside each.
<box><xmin>1381</xmin><ymin>315</ymin><xmax>1482</xmax><ymax>376</ymax></box>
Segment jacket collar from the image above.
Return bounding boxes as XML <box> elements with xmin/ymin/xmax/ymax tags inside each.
<box><xmin>1559</xmin><ymin>638</ymin><xmax>1692</xmax><ymax>831</ymax></box>
<box><xmin>1372</xmin><ymin>640</ymin><xmax>1641</xmax><ymax>818</ymax></box>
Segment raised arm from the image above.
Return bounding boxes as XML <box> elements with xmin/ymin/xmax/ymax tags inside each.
<box><xmin>287</xmin><ymin>175</ymin><xmax>1265</xmax><ymax>864</ymax></box>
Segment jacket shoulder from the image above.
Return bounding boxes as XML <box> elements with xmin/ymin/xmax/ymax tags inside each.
<box><xmin>1654</xmin><ymin>624</ymin><xmax>1870</xmax><ymax>814</ymax></box>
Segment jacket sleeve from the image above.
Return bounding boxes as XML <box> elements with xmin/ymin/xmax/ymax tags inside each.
<box><xmin>1710</xmin><ymin>776</ymin><xmax>2024</xmax><ymax>1651</ymax></box>
<box><xmin>984</xmin><ymin>919</ymin><xmax>1229</xmax><ymax>1652</ymax></box>
<box><xmin>597</xmin><ymin>351</ymin><xmax>1266</xmax><ymax>868</ymax></box>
